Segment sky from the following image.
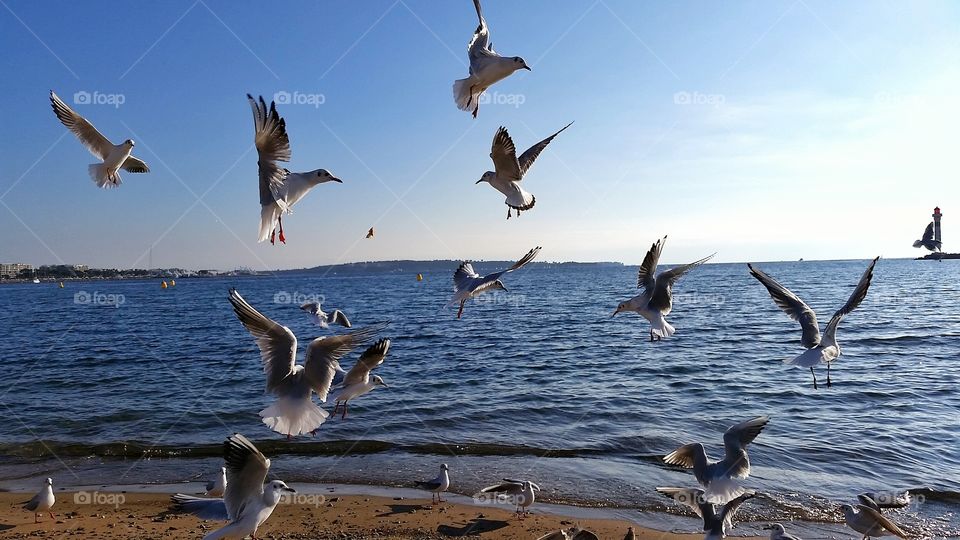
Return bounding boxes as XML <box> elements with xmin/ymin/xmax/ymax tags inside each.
<box><xmin>0</xmin><ymin>0</ymin><xmax>957</xmax><ymax>270</ymax></box>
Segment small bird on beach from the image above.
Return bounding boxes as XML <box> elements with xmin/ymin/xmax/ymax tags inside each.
<box><xmin>656</xmin><ymin>487</ymin><xmax>756</xmax><ymax>540</ymax></box>
<box><xmin>366</xmin><ymin>227</ymin><xmax>375</xmax><ymax>239</ymax></box>
<box><xmin>228</xmin><ymin>289</ymin><xmax>387</xmax><ymax>437</ymax></box>
<box><xmin>477</xmin><ymin>478</ymin><xmax>540</xmax><ymax>519</ymax></box>
<box><xmin>623</xmin><ymin>527</ymin><xmax>636</xmax><ymax>540</ymax></box>
<box><xmin>205</xmin><ymin>466</ymin><xmax>227</xmax><ymax>497</ymax></box>
<box><xmin>662</xmin><ymin>416</ymin><xmax>769</xmax><ymax>503</ymax></box>
<box><xmin>173</xmin><ymin>433</ymin><xmax>295</xmax><ymax>540</ymax></box>
<box><xmin>414</xmin><ymin>463</ymin><xmax>450</xmax><ymax>504</ymax></box>
<box><xmin>448</xmin><ymin>246</ymin><xmax>541</xmax><ymax>318</ymax></box>
<box><xmin>912</xmin><ymin>222</ymin><xmax>941</xmax><ymax>252</ymax></box>
<box><xmin>840</xmin><ymin>503</ymin><xmax>910</xmax><ymax>539</ymax></box>
<box><xmin>300</xmin><ymin>301</ymin><xmax>351</xmax><ymax>329</ymax></box>
<box><xmin>49</xmin><ymin>91</ymin><xmax>149</xmax><ymax>188</ymax></box>
<box><xmin>858</xmin><ymin>492</ymin><xmax>911</xmax><ymax>513</ymax></box>
<box><xmin>330</xmin><ymin>338</ymin><xmax>391</xmax><ymax>420</ymax></box>
<box><xmin>748</xmin><ymin>257</ymin><xmax>879</xmax><ymax>389</ymax></box>
<box><xmin>765</xmin><ymin>523</ymin><xmax>802</xmax><ymax>540</ymax></box>
<box><xmin>476</xmin><ymin>122</ymin><xmax>572</xmax><ymax>219</ymax></box>
<box><xmin>248</xmin><ymin>94</ymin><xmax>342</xmax><ymax>245</ymax></box>
<box><xmin>22</xmin><ymin>477</ymin><xmax>55</xmax><ymax>523</ymax></box>
<box><xmin>453</xmin><ymin>0</ymin><xmax>530</xmax><ymax>118</ymax></box>
<box><xmin>613</xmin><ymin>236</ymin><xmax>714</xmax><ymax>341</ymax></box>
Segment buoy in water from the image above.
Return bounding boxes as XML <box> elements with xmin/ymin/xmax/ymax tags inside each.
<box><xmin>417</xmin><ymin>273</ymin><xmax>423</xmax><ymax>281</ymax></box>
<box><xmin>161</xmin><ymin>281</ymin><xmax>168</xmax><ymax>289</ymax></box>
<box><xmin>59</xmin><ymin>282</ymin><xmax>64</xmax><ymax>288</ymax></box>
<box><xmin>170</xmin><ymin>279</ymin><xmax>176</xmax><ymax>287</ymax></box>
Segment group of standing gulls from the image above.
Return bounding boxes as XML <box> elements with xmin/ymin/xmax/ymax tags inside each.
<box><xmin>30</xmin><ymin>1</ymin><xmax>916</xmax><ymax>539</ymax></box>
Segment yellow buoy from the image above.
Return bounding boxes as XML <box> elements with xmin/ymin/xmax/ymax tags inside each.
<box><xmin>59</xmin><ymin>282</ymin><xmax>64</xmax><ymax>288</ymax></box>
<box><xmin>170</xmin><ymin>279</ymin><xmax>176</xmax><ymax>287</ymax></box>
<box><xmin>161</xmin><ymin>281</ymin><xmax>168</xmax><ymax>289</ymax></box>
<box><xmin>416</xmin><ymin>273</ymin><xmax>423</xmax><ymax>281</ymax></box>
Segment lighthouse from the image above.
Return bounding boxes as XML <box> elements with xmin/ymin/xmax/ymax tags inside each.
<box><xmin>933</xmin><ymin>206</ymin><xmax>942</xmax><ymax>245</ymax></box>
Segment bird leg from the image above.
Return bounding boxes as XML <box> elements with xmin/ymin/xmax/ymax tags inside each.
<box><xmin>277</xmin><ymin>215</ymin><xmax>286</xmax><ymax>244</ymax></box>
<box><xmin>48</xmin><ymin>512</ymin><xmax>56</xmax><ymax>521</ymax></box>
<box><xmin>466</xmin><ymin>85</ymin><xmax>477</xmax><ymax>108</ymax></box>
<box><xmin>270</xmin><ymin>229</ymin><xmax>276</xmax><ymax>245</ymax></box>
<box><xmin>507</xmin><ymin>208</ymin><xmax>512</xmax><ymax>219</ymax></box>
<box><xmin>457</xmin><ymin>300</ymin><xmax>465</xmax><ymax>319</ymax></box>
<box><xmin>341</xmin><ymin>402</ymin><xmax>348</xmax><ymax>420</ymax></box>
<box><xmin>34</xmin><ymin>513</ymin><xmax>39</xmax><ymax>524</ymax></box>
<box><xmin>438</xmin><ymin>493</ymin><xmax>445</xmax><ymax>503</ymax></box>
<box><xmin>811</xmin><ymin>367</ymin><xmax>818</xmax><ymax>390</ymax></box>
<box><xmin>332</xmin><ymin>401</ymin><xmax>340</xmax><ymax>417</ymax></box>
<box><xmin>649</xmin><ymin>330</ymin><xmax>655</xmax><ymax>342</ymax></box>
<box><xmin>826</xmin><ymin>363</ymin><xmax>832</xmax><ymax>387</ymax></box>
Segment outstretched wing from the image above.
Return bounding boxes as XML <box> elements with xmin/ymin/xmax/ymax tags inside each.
<box><xmin>222</xmin><ymin>434</ymin><xmax>270</xmax><ymax>523</ymax></box>
<box><xmin>921</xmin><ymin>222</ymin><xmax>935</xmax><ymax>243</ymax></box>
<box><xmin>454</xmin><ymin>262</ymin><xmax>480</xmax><ymax>292</ymax></box>
<box><xmin>490</xmin><ymin>127</ymin><xmax>521</xmax><ymax>181</ymax></box>
<box><xmin>342</xmin><ymin>338</ymin><xmax>391</xmax><ymax>386</ymax></box>
<box><xmin>121</xmin><ymin>156</ymin><xmax>150</xmax><ymax>173</ymax></box>
<box><xmin>329</xmin><ymin>310</ymin><xmax>351</xmax><ymax>328</ymax></box>
<box><xmin>718</xmin><ymin>490</ymin><xmax>756</xmax><ymax>531</ymax></box>
<box><xmin>655</xmin><ymin>487</ymin><xmax>709</xmax><ymax>520</ymax></box>
<box><xmin>747</xmin><ymin>264</ymin><xmax>821</xmax><ymax>348</ymax></box>
<box><xmin>648</xmin><ymin>253</ymin><xmax>714</xmax><ymax>313</ymax></box>
<box><xmin>170</xmin><ymin>494</ymin><xmax>229</xmax><ymax>521</ymax></box>
<box><xmin>248</xmin><ymin>94</ymin><xmax>290</xmax><ymax>206</ymax></box>
<box><xmin>467</xmin><ymin>0</ymin><xmax>495</xmax><ymax>62</ymax></box>
<box><xmin>637</xmin><ymin>236</ymin><xmax>666</xmax><ymax>291</ymax></box>
<box><xmin>857</xmin><ymin>505</ymin><xmax>910</xmax><ymax>539</ymax></box>
<box><xmin>50</xmin><ymin>91</ymin><xmax>114</xmax><ymax>160</ymax></box>
<box><xmin>722</xmin><ymin>416</ymin><xmax>769</xmax><ymax>478</ymax></box>
<box><xmin>483</xmin><ymin>246</ymin><xmax>542</xmax><ymax>282</ymax></box>
<box><xmin>303</xmin><ymin>324</ymin><xmax>389</xmax><ymax>401</ymax></box>
<box><xmin>517</xmin><ymin>122</ymin><xmax>573</xmax><ymax>179</ymax></box>
<box><xmin>228</xmin><ymin>289</ymin><xmax>296</xmax><ymax>393</ymax></box>
<box><xmin>824</xmin><ymin>257</ymin><xmax>878</xmax><ymax>342</ymax></box>
<box><xmin>478</xmin><ymin>481</ymin><xmax>524</xmax><ymax>496</ymax></box>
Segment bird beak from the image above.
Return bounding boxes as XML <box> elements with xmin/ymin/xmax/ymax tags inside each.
<box><xmin>523</xmin><ymin>66</ymin><xmax>532</xmax><ymax>71</ymax></box>
<box><xmin>500</xmin><ymin>284</ymin><xmax>508</xmax><ymax>292</ymax></box>
<box><xmin>611</xmin><ymin>309</ymin><xmax>619</xmax><ymax>317</ymax></box>
<box><xmin>331</xmin><ymin>177</ymin><xmax>343</xmax><ymax>183</ymax></box>
<box><xmin>284</xmin><ymin>487</ymin><xmax>296</xmax><ymax>493</ymax></box>
<box><xmin>475</xmin><ymin>179</ymin><xmax>483</xmax><ymax>184</ymax></box>
<box><xmin>762</xmin><ymin>526</ymin><xmax>772</xmax><ymax>530</ymax></box>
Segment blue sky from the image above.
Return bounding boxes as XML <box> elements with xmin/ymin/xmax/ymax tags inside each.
<box><xmin>1</xmin><ymin>0</ymin><xmax>957</xmax><ymax>270</ymax></box>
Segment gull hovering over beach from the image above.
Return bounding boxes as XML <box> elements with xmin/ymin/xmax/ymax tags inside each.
<box><xmin>477</xmin><ymin>479</ymin><xmax>540</xmax><ymax>519</ymax></box>
<box><xmin>414</xmin><ymin>463</ymin><xmax>450</xmax><ymax>504</ymax></box>
<box><xmin>613</xmin><ymin>236</ymin><xmax>714</xmax><ymax>341</ymax></box>
<box><xmin>300</xmin><ymin>301</ymin><xmax>351</xmax><ymax>329</ymax></box>
<box><xmin>206</xmin><ymin>466</ymin><xmax>227</xmax><ymax>497</ymax></box>
<box><xmin>748</xmin><ymin>257</ymin><xmax>879</xmax><ymax>389</ymax></box>
<box><xmin>229</xmin><ymin>289</ymin><xmax>386</xmax><ymax>437</ymax></box>
<box><xmin>248</xmin><ymin>94</ymin><xmax>342</xmax><ymax>245</ymax></box>
<box><xmin>477</xmin><ymin>122</ymin><xmax>572</xmax><ymax>219</ymax></box>
<box><xmin>330</xmin><ymin>338</ymin><xmax>391</xmax><ymax>419</ymax></box>
<box><xmin>912</xmin><ymin>222</ymin><xmax>941</xmax><ymax>252</ymax></box>
<box><xmin>366</xmin><ymin>227</ymin><xmax>375</xmax><ymax>239</ymax></box>
<box><xmin>49</xmin><ymin>91</ymin><xmax>149</xmax><ymax>188</ymax></box>
<box><xmin>663</xmin><ymin>416</ymin><xmax>769</xmax><ymax>504</ymax></box>
<box><xmin>22</xmin><ymin>477</ymin><xmax>55</xmax><ymax>523</ymax></box>
<box><xmin>453</xmin><ymin>0</ymin><xmax>530</xmax><ymax>117</ymax></box>
<box><xmin>172</xmin><ymin>433</ymin><xmax>295</xmax><ymax>540</ymax></box>
<box><xmin>765</xmin><ymin>523</ymin><xmax>802</xmax><ymax>540</ymax></box>
<box><xmin>449</xmin><ymin>246</ymin><xmax>541</xmax><ymax>318</ymax></box>
<box><xmin>840</xmin><ymin>503</ymin><xmax>910</xmax><ymax>539</ymax></box>
<box><xmin>657</xmin><ymin>487</ymin><xmax>756</xmax><ymax>540</ymax></box>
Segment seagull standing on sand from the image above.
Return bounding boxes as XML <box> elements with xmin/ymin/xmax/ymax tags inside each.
<box><xmin>613</xmin><ymin>236</ymin><xmax>714</xmax><ymax>341</ymax></box>
<box><xmin>453</xmin><ymin>0</ymin><xmax>530</xmax><ymax>118</ymax></box>
<box><xmin>173</xmin><ymin>434</ymin><xmax>295</xmax><ymax>540</ymax></box>
<box><xmin>476</xmin><ymin>123</ymin><xmax>572</xmax><ymax>219</ymax></box>
<box><xmin>300</xmin><ymin>301</ymin><xmax>351</xmax><ymax>329</ymax></box>
<box><xmin>228</xmin><ymin>289</ymin><xmax>386</xmax><ymax>437</ymax></box>
<box><xmin>248</xmin><ymin>94</ymin><xmax>342</xmax><ymax>245</ymax></box>
<box><xmin>840</xmin><ymin>503</ymin><xmax>910</xmax><ymax>539</ymax></box>
<box><xmin>662</xmin><ymin>416</ymin><xmax>769</xmax><ymax>504</ymax></box>
<box><xmin>477</xmin><ymin>479</ymin><xmax>541</xmax><ymax>519</ymax></box>
<box><xmin>22</xmin><ymin>477</ymin><xmax>55</xmax><ymax>523</ymax></box>
<box><xmin>764</xmin><ymin>523</ymin><xmax>802</xmax><ymax>540</ymax></box>
<box><xmin>656</xmin><ymin>487</ymin><xmax>756</xmax><ymax>540</ymax></box>
<box><xmin>206</xmin><ymin>466</ymin><xmax>227</xmax><ymax>497</ymax></box>
<box><xmin>330</xmin><ymin>338</ymin><xmax>391</xmax><ymax>419</ymax></box>
<box><xmin>748</xmin><ymin>257</ymin><xmax>879</xmax><ymax>389</ymax></box>
<box><xmin>449</xmin><ymin>246</ymin><xmax>541</xmax><ymax>318</ymax></box>
<box><xmin>414</xmin><ymin>463</ymin><xmax>450</xmax><ymax>504</ymax></box>
<box><xmin>912</xmin><ymin>222</ymin><xmax>941</xmax><ymax>252</ymax></box>
<box><xmin>49</xmin><ymin>91</ymin><xmax>149</xmax><ymax>188</ymax></box>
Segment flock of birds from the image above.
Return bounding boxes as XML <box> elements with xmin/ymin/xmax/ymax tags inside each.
<box><xmin>23</xmin><ymin>0</ymin><xmax>928</xmax><ymax>538</ymax></box>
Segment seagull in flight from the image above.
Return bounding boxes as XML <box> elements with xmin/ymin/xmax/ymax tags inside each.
<box><xmin>449</xmin><ymin>246</ymin><xmax>541</xmax><ymax>318</ymax></box>
<box><xmin>840</xmin><ymin>502</ymin><xmax>910</xmax><ymax>539</ymax></box>
<box><xmin>656</xmin><ymin>487</ymin><xmax>756</xmax><ymax>540</ymax></box>
<box><xmin>748</xmin><ymin>257</ymin><xmax>879</xmax><ymax>389</ymax></box>
<box><xmin>613</xmin><ymin>236</ymin><xmax>714</xmax><ymax>341</ymax></box>
<box><xmin>300</xmin><ymin>301</ymin><xmax>351</xmax><ymax>329</ymax></box>
<box><xmin>228</xmin><ymin>289</ymin><xmax>386</xmax><ymax>437</ymax></box>
<box><xmin>49</xmin><ymin>91</ymin><xmax>149</xmax><ymax>188</ymax></box>
<box><xmin>912</xmin><ymin>222</ymin><xmax>941</xmax><ymax>252</ymax></box>
<box><xmin>248</xmin><ymin>94</ymin><xmax>342</xmax><ymax>245</ymax></box>
<box><xmin>662</xmin><ymin>416</ymin><xmax>769</xmax><ymax>504</ymax></box>
<box><xmin>172</xmin><ymin>433</ymin><xmax>295</xmax><ymax>540</ymax></box>
<box><xmin>414</xmin><ymin>463</ymin><xmax>450</xmax><ymax>504</ymax></box>
<box><xmin>366</xmin><ymin>227</ymin><xmax>375</xmax><ymax>239</ymax></box>
<box><xmin>330</xmin><ymin>338</ymin><xmax>391</xmax><ymax>419</ymax></box>
<box><xmin>453</xmin><ymin>0</ymin><xmax>531</xmax><ymax>118</ymax></box>
<box><xmin>477</xmin><ymin>122</ymin><xmax>573</xmax><ymax>219</ymax></box>
<box><xmin>22</xmin><ymin>477</ymin><xmax>55</xmax><ymax>524</ymax></box>
<box><xmin>477</xmin><ymin>479</ymin><xmax>541</xmax><ymax>519</ymax></box>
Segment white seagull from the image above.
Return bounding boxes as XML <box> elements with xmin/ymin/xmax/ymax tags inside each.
<box><xmin>453</xmin><ymin>0</ymin><xmax>531</xmax><ymax>117</ymax></box>
<box><xmin>613</xmin><ymin>236</ymin><xmax>714</xmax><ymax>341</ymax></box>
<box><xmin>330</xmin><ymin>338</ymin><xmax>391</xmax><ymax>419</ymax></box>
<box><xmin>477</xmin><ymin>478</ymin><xmax>541</xmax><ymax>519</ymax></box>
<box><xmin>764</xmin><ymin>523</ymin><xmax>802</xmax><ymax>540</ymax></box>
<box><xmin>748</xmin><ymin>257</ymin><xmax>879</xmax><ymax>389</ymax></box>
<box><xmin>248</xmin><ymin>94</ymin><xmax>342</xmax><ymax>245</ymax></box>
<box><xmin>22</xmin><ymin>477</ymin><xmax>55</xmax><ymax>523</ymax></box>
<box><xmin>299</xmin><ymin>301</ymin><xmax>351</xmax><ymax>329</ymax></box>
<box><xmin>663</xmin><ymin>416</ymin><xmax>770</xmax><ymax>504</ymax></box>
<box><xmin>449</xmin><ymin>246</ymin><xmax>541</xmax><ymax>318</ymax></box>
<box><xmin>206</xmin><ymin>466</ymin><xmax>227</xmax><ymax>497</ymax></box>
<box><xmin>840</xmin><ymin>503</ymin><xmax>910</xmax><ymax>539</ymax></box>
<box><xmin>414</xmin><ymin>463</ymin><xmax>450</xmax><ymax>504</ymax></box>
<box><xmin>656</xmin><ymin>487</ymin><xmax>756</xmax><ymax>540</ymax></box>
<box><xmin>228</xmin><ymin>288</ymin><xmax>386</xmax><ymax>437</ymax></box>
<box><xmin>49</xmin><ymin>91</ymin><xmax>149</xmax><ymax>188</ymax></box>
<box><xmin>476</xmin><ymin>122</ymin><xmax>573</xmax><ymax>219</ymax></box>
<box><xmin>173</xmin><ymin>433</ymin><xmax>295</xmax><ymax>540</ymax></box>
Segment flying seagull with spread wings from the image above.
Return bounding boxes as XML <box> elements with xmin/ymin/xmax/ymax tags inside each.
<box><xmin>49</xmin><ymin>91</ymin><xmax>149</xmax><ymax>188</ymax></box>
<box><xmin>748</xmin><ymin>257</ymin><xmax>879</xmax><ymax>389</ymax></box>
<box><xmin>453</xmin><ymin>0</ymin><xmax>530</xmax><ymax>117</ymax></box>
<box><xmin>228</xmin><ymin>289</ymin><xmax>387</xmax><ymax>437</ymax></box>
<box><xmin>448</xmin><ymin>246</ymin><xmax>541</xmax><ymax>318</ymax></box>
<box><xmin>476</xmin><ymin>122</ymin><xmax>573</xmax><ymax>219</ymax></box>
<box><xmin>656</xmin><ymin>487</ymin><xmax>756</xmax><ymax>540</ymax></box>
<box><xmin>912</xmin><ymin>222</ymin><xmax>941</xmax><ymax>252</ymax></box>
<box><xmin>330</xmin><ymin>338</ymin><xmax>391</xmax><ymax>419</ymax></box>
<box><xmin>613</xmin><ymin>236</ymin><xmax>714</xmax><ymax>341</ymax></box>
<box><xmin>299</xmin><ymin>301</ymin><xmax>351</xmax><ymax>329</ymax></box>
<box><xmin>248</xmin><ymin>94</ymin><xmax>342</xmax><ymax>245</ymax></box>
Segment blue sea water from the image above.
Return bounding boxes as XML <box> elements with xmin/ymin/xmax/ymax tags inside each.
<box><xmin>0</xmin><ymin>258</ymin><xmax>957</xmax><ymax>537</ymax></box>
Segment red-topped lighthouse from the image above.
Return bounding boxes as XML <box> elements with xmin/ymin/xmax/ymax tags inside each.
<box><xmin>933</xmin><ymin>206</ymin><xmax>942</xmax><ymax>245</ymax></box>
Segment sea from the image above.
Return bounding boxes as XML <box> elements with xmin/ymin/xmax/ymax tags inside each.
<box><xmin>0</xmin><ymin>258</ymin><xmax>957</xmax><ymax>538</ymax></box>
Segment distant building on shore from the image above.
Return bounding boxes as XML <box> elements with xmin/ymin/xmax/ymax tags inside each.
<box><xmin>0</xmin><ymin>263</ymin><xmax>32</xmax><ymax>278</ymax></box>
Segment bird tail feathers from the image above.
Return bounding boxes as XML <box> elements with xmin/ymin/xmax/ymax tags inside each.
<box><xmin>912</xmin><ymin>240</ymin><xmax>923</xmax><ymax>248</ymax></box>
<box><xmin>651</xmin><ymin>318</ymin><xmax>675</xmax><ymax>338</ymax></box>
<box><xmin>88</xmin><ymin>163</ymin><xmax>121</xmax><ymax>188</ymax></box>
<box><xmin>259</xmin><ymin>397</ymin><xmax>329</xmax><ymax>437</ymax></box>
<box><xmin>258</xmin><ymin>204</ymin><xmax>282</xmax><ymax>243</ymax></box>
<box><xmin>453</xmin><ymin>78</ymin><xmax>480</xmax><ymax>112</ymax></box>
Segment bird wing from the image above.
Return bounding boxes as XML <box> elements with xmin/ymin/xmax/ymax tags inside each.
<box><xmin>824</xmin><ymin>257</ymin><xmax>878</xmax><ymax>342</ymax></box>
<box><xmin>502</xmin><ymin>246</ymin><xmax>542</xmax><ymax>274</ymax></box>
<box><xmin>300</xmin><ymin>302</ymin><xmax>320</xmax><ymax>315</ymax></box>
<box><xmin>747</xmin><ymin>264</ymin><xmax>821</xmax><ymax>348</ymax></box>
<box><xmin>922</xmin><ymin>222</ymin><xmax>935</xmax><ymax>243</ymax></box>
<box><xmin>723</xmin><ymin>416</ymin><xmax>769</xmax><ymax>454</ymax></box>
<box><xmin>170</xmin><ymin>494</ymin><xmax>230</xmax><ymax>521</ymax></box>
<box><xmin>303</xmin><ymin>324</ymin><xmax>389</xmax><ymax>401</ymax></box>
<box><xmin>228</xmin><ymin>289</ymin><xmax>296</xmax><ymax>393</ymax></box>
<box><xmin>718</xmin><ymin>490</ymin><xmax>756</xmax><ymax>530</ymax></box>
<box><xmin>648</xmin><ymin>253</ymin><xmax>714</xmax><ymax>314</ymax></box>
<box><xmin>655</xmin><ymin>487</ymin><xmax>708</xmax><ymax>519</ymax></box>
<box><xmin>467</xmin><ymin>0</ymin><xmax>495</xmax><ymax>62</ymax></box>
<box><xmin>637</xmin><ymin>237</ymin><xmax>666</xmax><ymax>291</ymax></box>
<box><xmin>329</xmin><ymin>310</ymin><xmax>351</xmax><ymax>328</ymax></box>
<box><xmin>121</xmin><ymin>156</ymin><xmax>150</xmax><ymax>173</ymax></box>
<box><xmin>479</xmin><ymin>481</ymin><xmax>524</xmax><ymax>496</ymax></box>
<box><xmin>22</xmin><ymin>491</ymin><xmax>42</xmax><ymax>511</ymax></box>
<box><xmin>49</xmin><ymin>91</ymin><xmax>114</xmax><ymax>160</ymax></box>
<box><xmin>453</xmin><ymin>262</ymin><xmax>480</xmax><ymax>292</ymax></box>
<box><xmin>490</xmin><ymin>127</ymin><xmax>522</xmax><ymax>181</ymax></box>
<box><xmin>222</xmin><ymin>434</ymin><xmax>270</xmax><ymax>523</ymax></box>
<box><xmin>517</xmin><ymin>122</ymin><xmax>573</xmax><ymax>179</ymax></box>
<box><xmin>857</xmin><ymin>505</ymin><xmax>910</xmax><ymax>539</ymax></box>
<box><xmin>342</xmin><ymin>338</ymin><xmax>391</xmax><ymax>387</ymax></box>
<box><xmin>247</xmin><ymin>94</ymin><xmax>290</xmax><ymax>206</ymax></box>
<box><xmin>662</xmin><ymin>443</ymin><xmax>706</xmax><ymax>469</ymax></box>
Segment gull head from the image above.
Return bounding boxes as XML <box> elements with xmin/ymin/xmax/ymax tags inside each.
<box><xmin>123</xmin><ymin>139</ymin><xmax>135</xmax><ymax>148</ymax></box>
<box><xmin>763</xmin><ymin>524</ymin><xmax>786</xmax><ymax>533</ymax></box>
<box><xmin>493</xmin><ymin>279</ymin><xmax>507</xmax><ymax>292</ymax></box>
<box><xmin>314</xmin><ymin>169</ymin><xmax>342</xmax><ymax>184</ymax></box>
<box><xmin>44</xmin><ymin>478</ymin><xmax>53</xmax><ymax>486</ymax></box>
<box><xmin>612</xmin><ymin>302</ymin><xmax>626</xmax><ymax>316</ymax></box>
<box><xmin>476</xmin><ymin>171</ymin><xmax>495</xmax><ymax>184</ymax></box>
<box><xmin>513</xmin><ymin>57</ymin><xmax>531</xmax><ymax>71</ymax></box>
<box><xmin>373</xmin><ymin>375</ymin><xmax>388</xmax><ymax>388</ymax></box>
<box><xmin>838</xmin><ymin>504</ymin><xmax>856</xmax><ymax>518</ymax></box>
<box><xmin>269</xmin><ymin>480</ymin><xmax>296</xmax><ymax>496</ymax></box>
<box><xmin>441</xmin><ymin>463</ymin><xmax>449</xmax><ymax>471</ymax></box>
